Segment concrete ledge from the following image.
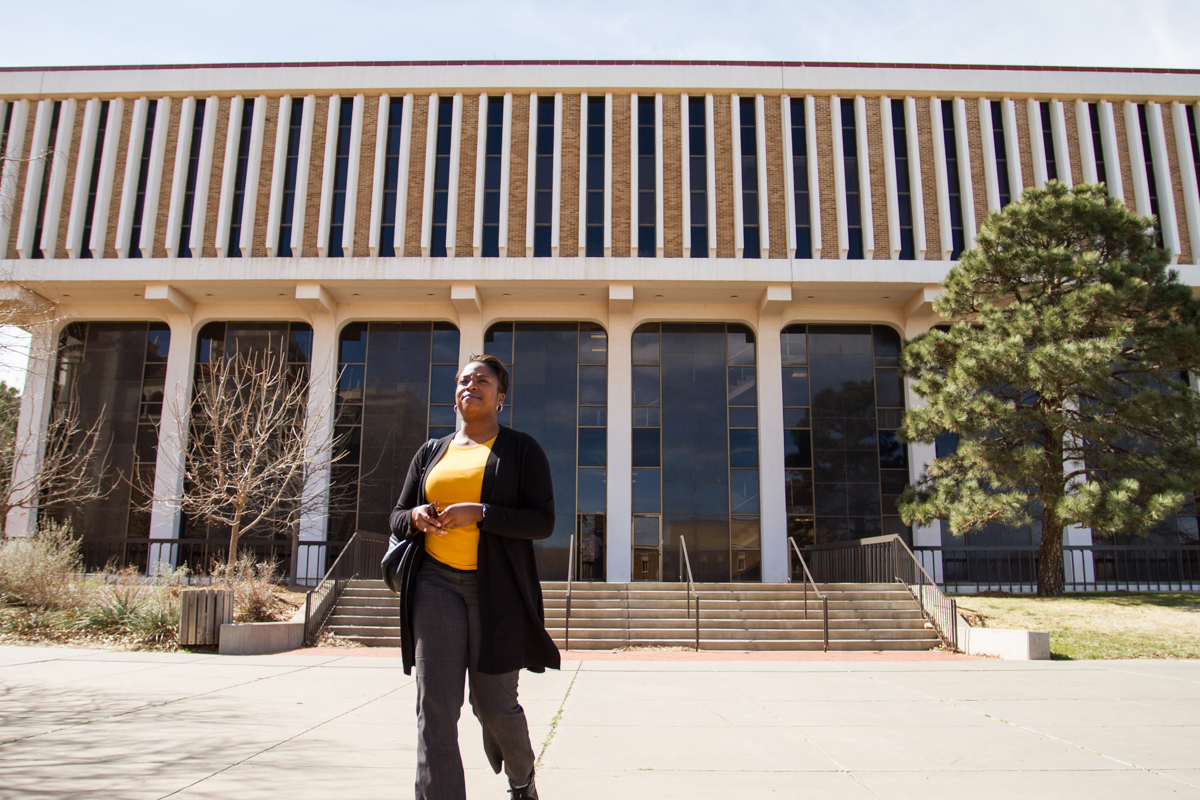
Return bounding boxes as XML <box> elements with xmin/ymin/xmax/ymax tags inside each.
<box><xmin>957</xmin><ymin>621</ymin><xmax>1051</xmax><ymax>660</ymax></box>
<box><xmin>218</xmin><ymin>620</ymin><xmax>305</xmax><ymax>655</ymax></box>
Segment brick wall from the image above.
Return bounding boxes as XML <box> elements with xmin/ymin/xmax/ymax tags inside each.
<box><xmin>964</xmin><ymin>100</ymin><xmax>989</xmax><ymax>236</ymax></box>
<box><xmin>813</xmin><ymin>97</ymin><xmax>839</xmax><ymax>258</ymax></box>
<box><xmin>662</xmin><ymin>94</ymin><xmax>684</xmax><ymax>259</ymax></box>
<box><xmin>52</xmin><ymin>102</ymin><xmax>86</xmax><ymax>257</ymax></box>
<box><xmin>764</xmin><ymin>95</ymin><xmax>789</xmax><ymax>259</ymax></box>
<box><xmin>1063</xmin><ymin>102</ymin><xmax>1083</xmax><ymax>190</ymax></box>
<box><xmin>453</xmin><ymin>94</ymin><xmax>480</xmax><ymax>255</ymax></box>
<box><xmin>713</xmin><ymin>95</ymin><xmax>735</xmax><ymax>258</ymax></box>
<box><xmin>611</xmin><ymin>94</ymin><xmax>631</xmax><ymax>257</ymax></box>
<box><xmin>1163</xmin><ymin>107</ymin><xmax>1193</xmax><ymax>264</ymax></box>
<box><xmin>916</xmin><ymin>99</ymin><xmax>942</xmax><ymax>259</ymax></box>
<box><xmin>559</xmin><ymin>94</ymin><xmax>580</xmax><ymax>256</ymax></box>
<box><xmin>351</xmin><ymin>96</ymin><xmax>377</xmax><ymax>257</ymax></box>
<box><xmin>506</xmin><ymin>94</ymin><xmax>530</xmax><ymax>256</ymax></box>
<box><xmin>1112</xmin><ymin>104</ymin><xmax>1139</xmax><ymax>211</ymax></box>
<box><xmin>103</xmin><ymin>103</ymin><xmax>136</xmax><ymax>259</ymax></box>
<box><xmin>866</xmin><ymin>97</ymin><xmax>890</xmax><ymax>258</ymax></box>
<box><xmin>1013</xmin><ymin>100</ymin><xmax>1036</xmax><ymax>192</ymax></box>
<box><xmin>249</xmin><ymin>98</ymin><xmax>278</xmax><ymax>257</ymax></box>
<box><xmin>151</xmin><ymin>100</ymin><xmax>182</xmax><ymax>257</ymax></box>
<box><xmin>402</xmin><ymin>95</ymin><xmax>429</xmax><ymax>257</ymax></box>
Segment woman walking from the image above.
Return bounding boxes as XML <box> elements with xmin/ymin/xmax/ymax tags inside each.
<box><xmin>389</xmin><ymin>354</ymin><xmax>559</xmax><ymax>800</ymax></box>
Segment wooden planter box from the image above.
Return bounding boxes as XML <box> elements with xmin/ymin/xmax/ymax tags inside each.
<box><xmin>179</xmin><ymin>588</ymin><xmax>234</xmax><ymax>646</ymax></box>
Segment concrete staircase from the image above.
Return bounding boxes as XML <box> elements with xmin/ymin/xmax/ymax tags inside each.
<box><xmin>322</xmin><ymin>579</ymin><xmax>942</xmax><ymax>652</ymax></box>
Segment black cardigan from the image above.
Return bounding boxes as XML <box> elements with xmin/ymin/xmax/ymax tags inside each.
<box><xmin>388</xmin><ymin>426</ymin><xmax>561</xmax><ymax>676</ymax></box>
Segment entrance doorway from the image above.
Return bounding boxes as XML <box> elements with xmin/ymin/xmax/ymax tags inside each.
<box><xmin>633</xmin><ymin>514</ymin><xmax>661</xmax><ymax>581</ymax></box>
<box><xmin>576</xmin><ymin>514</ymin><xmax>606</xmax><ymax>581</ymax></box>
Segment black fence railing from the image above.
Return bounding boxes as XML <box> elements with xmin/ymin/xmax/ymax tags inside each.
<box><xmin>303</xmin><ymin>531</ymin><xmax>389</xmax><ymax>644</ymax></box>
<box><xmin>805</xmin><ymin>534</ymin><xmax>958</xmax><ymax>649</ymax></box>
<box><xmin>915</xmin><ymin>544</ymin><xmax>1200</xmax><ymax>593</ymax></box>
<box><xmin>78</xmin><ymin>536</ymin><xmax>377</xmax><ymax>586</ymax></box>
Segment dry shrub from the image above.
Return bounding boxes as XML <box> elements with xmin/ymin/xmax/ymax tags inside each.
<box><xmin>211</xmin><ymin>554</ymin><xmax>284</xmax><ymax>622</ymax></box>
<box><xmin>73</xmin><ymin>566</ymin><xmax>183</xmax><ymax>647</ymax></box>
<box><xmin>0</xmin><ymin>520</ymin><xmax>82</xmax><ymax>610</ymax></box>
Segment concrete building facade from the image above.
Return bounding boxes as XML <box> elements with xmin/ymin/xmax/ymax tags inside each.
<box><xmin>2</xmin><ymin>60</ymin><xmax>1199</xmax><ymax>584</ymax></box>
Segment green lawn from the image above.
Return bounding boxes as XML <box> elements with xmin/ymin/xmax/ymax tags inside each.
<box><xmin>955</xmin><ymin>593</ymin><xmax>1200</xmax><ymax>659</ymax></box>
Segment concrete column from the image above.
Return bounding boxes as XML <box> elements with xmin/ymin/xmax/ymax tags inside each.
<box><xmin>831</xmin><ymin>95</ymin><xmax>848</xmax><ymax>259</ymax></box>
<box><xmin>551</xmin><ymin>92</ymin><xmax>562</xmax><ymax>256</ymax></box>
<box><xmin>0</xmin><ymin>99</ymin><xmax>30</xmax><ymax>259</ymax></box>
<box><xmin>500</xmin><ymin>93</ymin><xmax>512</xmax><ymax>257</ymax></box>
<box><xmin>16</xmin><ymin>99</ymin><xmax>54</xmax><ymax>259</ymax></box>
<box><xmin>445</xmin><ymin>93</ymin><xmax>463</xmax><ymax>257</ymax></box>
<box><xmin>904</xmin><ymin>97</ymin><xmax>926</xmax><ymax>260</ymax></box>
<box><xmin>903</xmin><ymin>374</ymin><xmax>943</xmax><ymax>582</ymax></box>
<box><xmin>780</xmin><ymin>94</ymin><xmax>795</xmax><ymax>258</ymax></box>
<box><xmin>39</xmin><ymin>98</ymin><xmax>76</xmax><ymax>260</ymax></box>
<box><xmin>146</xmin><ymin>291</ymin><xmax>196</xmax><ymax>572</ymax></box>
<box><xmin>1029</xmin><ymin>99</ymin><xmax>1048</xmax><ymax>189</ymax></box>
<box><xmin>1001</xmin><ymin>99</ymin><xmax>1024</xmax><ymax>200</ymax></box>
<box><xmin>186</xmin><ymin>96</ymin><xmax>218</xmax><ymax>258</ymax></box>
<box><xmin>606</xmin><ymin>284</ymin><xmax>634</xmax><ymax>583</ymax></box>
<box><xmin>806</xmin><ymin>96</ymin><xmax>822</xmax><ymax>259</ymax></box>
<box><xmin>755</xmin><ymin>94</ymin><xmax>770</xmax><ymax>260</ymax></box>
<box><xmin>657</xmin><ymin>93</ymin><xmax>666</xmax><ymax>258</ymax></box>
<box><xmin>1125</xmin><ymin>101</ymin><xmax>1153</xmax><ymax>218</ymax></box>
<box><xmin>237</xmin><ymin>96</ymin><xmax>268</xmax><ymax>257</ymax></box>
<box><xmin>1146</xmin><ymin>103</ymin><xmax>1181</xmax><ymax>263</ymax></box>
<box><xmin>952</xmin><ymin>98</ymin><xmax>977</xmax><ymax>252</ymax></box>
<box><xmin>1172</xmin><ymin>102</ymin><xmax>1200</xmax><ymax>263</ymax></box>
<box><xmin>317</xmin><ymin>95</ymin><xmax>342</xmax><ymax>257</ymax></box>
<box><xmin>140</xmin><ymin>97</ymin><xmax>171</xmax><ymax>258</ymax></box>
<box><xmin>630</xmin><ymin>92</ymin><xmax>639</xmax><ymax>257</ymax></box>
<box><xmin>451</xmin><ymin>283</ymin><xmax>484</xmax><ymax>366</ymax></box>
<box><xmin>420</xmin><ymin>93</ymin><xmax>440</xmax><ymax>257</ymax></box>
<box><xmin>1098</xmin><ymin>101</ymin><xmax>1125</xmax><ymax>201</ymax></box>
<box><xmin>392</xmin><ymin>94</ymin><xmax>414</xmax><ymax>258</ymax></box>
<box><xmin>341</xmin><ymin>94</ymin><xmax>364</xmax><ymax>257</ymax></box>
<box><xmin>295</xmin><ymin>283</ymin><xmax>337</xmax><ymax>584</ymax></box>
<box><xmin>854</xmin><ymin>95</ymin><xmax>873</xmax><ymax>260</ymax></box>
<box><xmin>577</xmin><ymin>92</ymin><xmax>588</xmax><ymax>257</ymax></box>
<box><xmin>881</xmin><ymin>96</ymin><xmax>901</xmax><ymax>257</ymax></box>
<box><xmin>705</xmin><ymin>94</ymin><xmax>717</xmax><ymax>258</ymax></box>
<box><xmin>757</xmin><ymin>287</ymin><xmax>791</xmax><ymax>583</ymax></box>
<box><xmin>115</xmin><ymin>97</ymin><xmax>150</xmax><ymax>259</ymax></box>
<box><xmin>930</xmin><ymin>98</ymin><xmax>952</xmax><ymax>260</ymax></box>
<box><xmin>682</xmin><ymin>93</ymin><xmax>693</xmax><ymax>256</ymax></box>
<box><xmin>732</xmin><ymin>93</ymin><xmax>745</xmax><ymax>257</ymax></box>
<box><xmin>979</xmin><ymin>98</ymin><xmax>1001</xmax><ymax>213</ymax></box>
<box><xmin>1077</xmin><ymin>99</ymin><xmax>1098</xmax><ymax>185</ymax></box>
<box><xmin>1051</xmin><ymin>100</ymin><xmax>1074</xmax><ymax>187</ymax></box>
<box><xmin>292</xmin><ymin>95</ymin><xmax>316</xmax><ymax>257</ymax></box>
<box><xmin>265</xmin><ymin>96</ymin><xmax>292</xmax><ymax>257</ymax></box>
<box><xmin>65</xmin><ymin>99</ymin><xmax>99</xmax><ymax>259</ymax></box>
<box><xmin>164</xmin><ymin>97</ymin><xmax>196</xmax><ymax>258</ymax></box>
<box><xmin>367</xmin><ymin>94</ymin><xmax>390</xmax><ymax>256</ymax></box>
<box><xmin>604</xmin><ymin>93</ymin><xmax>613</xmax><ymax>257</ymax></box>
<box><xmin>5</xmin><ymin>322</ymin><xmax>58</xmax><ymax>537</ymax></box>
<box><xmin>214</xmin><ymin>96</ymin><xmax>244</xmax><ymax>258</ymax></box>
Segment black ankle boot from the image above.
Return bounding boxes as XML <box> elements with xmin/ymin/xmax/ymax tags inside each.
<box><xmin>508</xmin><ymin>771</ymin><xmax>538</xmax><ymax>799</ymax></box>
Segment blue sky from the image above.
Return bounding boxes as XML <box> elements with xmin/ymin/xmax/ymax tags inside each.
<box><xmin>1</xmin><ymin>0</ymin><xmax>1199</xmax><ymax>69</ymax></box>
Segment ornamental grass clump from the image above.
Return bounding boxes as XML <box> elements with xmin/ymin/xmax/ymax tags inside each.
<box><xmin>0</xmin><ymin>520</ymin><xmax>83</xmax><ymax>611</ymax></box>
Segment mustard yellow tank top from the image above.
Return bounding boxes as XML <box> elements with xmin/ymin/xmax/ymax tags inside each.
<box><xmin>422</xmin><ymin>435</ymin><xmax>496</xmax><ymax>570</ymax></box>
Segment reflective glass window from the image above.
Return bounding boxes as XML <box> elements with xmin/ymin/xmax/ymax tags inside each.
<box><xmin>840</xmin><ymin>98</ymin><xmax>863</xmax><ymax>260</ymax></box>
<box><xmin>127</xmin><ymin>100</ymin><xmax>158</xmax><ymax>258</ymax></box>
<box><xmin>377</xmin><ymin>98</ymin><xmax>404</xmax><ymax>257</ymax></box>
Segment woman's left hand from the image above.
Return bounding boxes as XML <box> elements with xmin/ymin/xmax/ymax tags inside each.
<box><xmin>435</xmin><ymin>502</ymin><xmax>485</xmax><ymax>530</ymax></box>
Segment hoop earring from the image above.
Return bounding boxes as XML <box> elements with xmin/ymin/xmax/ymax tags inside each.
<box><xmin>496</xmin><ymin>405</ymin><xmax>503</xmax><ymax>412</ymax></box>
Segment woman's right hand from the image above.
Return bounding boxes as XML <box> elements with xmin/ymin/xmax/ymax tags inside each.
<box><xmin>411</xmin><ymin>502</ymin><xmax>445</xmax><ymax>536</ymax></box>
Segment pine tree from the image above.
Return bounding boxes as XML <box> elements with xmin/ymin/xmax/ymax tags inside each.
<box><xmin>899</xmin><ymin>182</ymin><xmax>1200</xmax><ymax>596</ymax></box>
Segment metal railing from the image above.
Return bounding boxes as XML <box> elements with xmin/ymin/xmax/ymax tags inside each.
<box><xmin>303</xmin><ymin>531</ymin><xmax>389</xmax><ymax>645</ymax></box>
<box><xmin>679</xmin><ymin>535</ymin><xmax>700</xmax><ymax>651</ymax></box>
<box><xmin>564</xmin><ymin>533</ymin><xmax>576</xmax><ymax>651</ymax></box>
<box><xmin>806</xmin><ymin>534</ymin><xmax>958</xmax><ymax>650</ymax></box>
<box><xmin>787</xmin><ymin>538</ymin><xmax>829</xmax><ymax>652</ymax></box>
<box><xmin>915</xmin><ymin>544</ymin><xmax>1200</xmax><ymax>594</ymax></box>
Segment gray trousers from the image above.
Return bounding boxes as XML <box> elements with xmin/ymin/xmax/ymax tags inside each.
<box><xmin>413</xmin><ymin>557</ymin><xmax>535</xmax><ymax>800</ymax></box>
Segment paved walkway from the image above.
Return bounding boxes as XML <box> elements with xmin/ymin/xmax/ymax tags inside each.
<box><xmin>2</xmin><ymin>645</ymin><xmax>1199</xmax><ymax>799</ymax></box>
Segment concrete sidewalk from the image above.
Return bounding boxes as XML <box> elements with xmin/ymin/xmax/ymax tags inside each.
<box><xmin>1</xmin><ymin>645</ymin><xmax>1199</xmax><ymax>799</ymax></box>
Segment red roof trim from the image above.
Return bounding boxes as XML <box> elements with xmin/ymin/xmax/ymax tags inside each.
<box><xmin>0</xmin><ymin>59</ymin><xmax>1197</xmax><ymax>76</ymax></box>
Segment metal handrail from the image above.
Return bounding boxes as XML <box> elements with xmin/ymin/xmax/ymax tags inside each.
<box><xmin>564</xmin><ymin>532</ymin><xmax>576</xmax><ymax>651</ymax></box>
<box><xmin>892</xmin><ymin>536</ymin><xmax>959</xmax><ymax>650</ymax></box>
<box><xmin>788</xmin><ymin>538</ymin><xmax>829</xmax><ymax>652</ymax></box>
<box><xmin>303</xmin><ymin>530</ymin><xmax>388</xmax><ymax>645</ymax></box>
<box><xmin>678</xmin><ymin>535</ymin><xmax>700</xmax><ymax>651</ymax></box>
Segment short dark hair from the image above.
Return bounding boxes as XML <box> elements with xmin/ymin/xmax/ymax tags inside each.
<box><xmin>459</xmin><ymin>354</ymin><xmax>510</xmax><ymax>396</ymax></box>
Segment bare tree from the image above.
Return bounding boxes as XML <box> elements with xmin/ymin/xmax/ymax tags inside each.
<box><xmin>152</xmin><ymin>349</ymin><xmax>343</xmax><ymax>569</ymax></box>
<box><xmin>0</xmin><ymin>384</ymin><xmax>111</xmax><ymax>534</ymax></box>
